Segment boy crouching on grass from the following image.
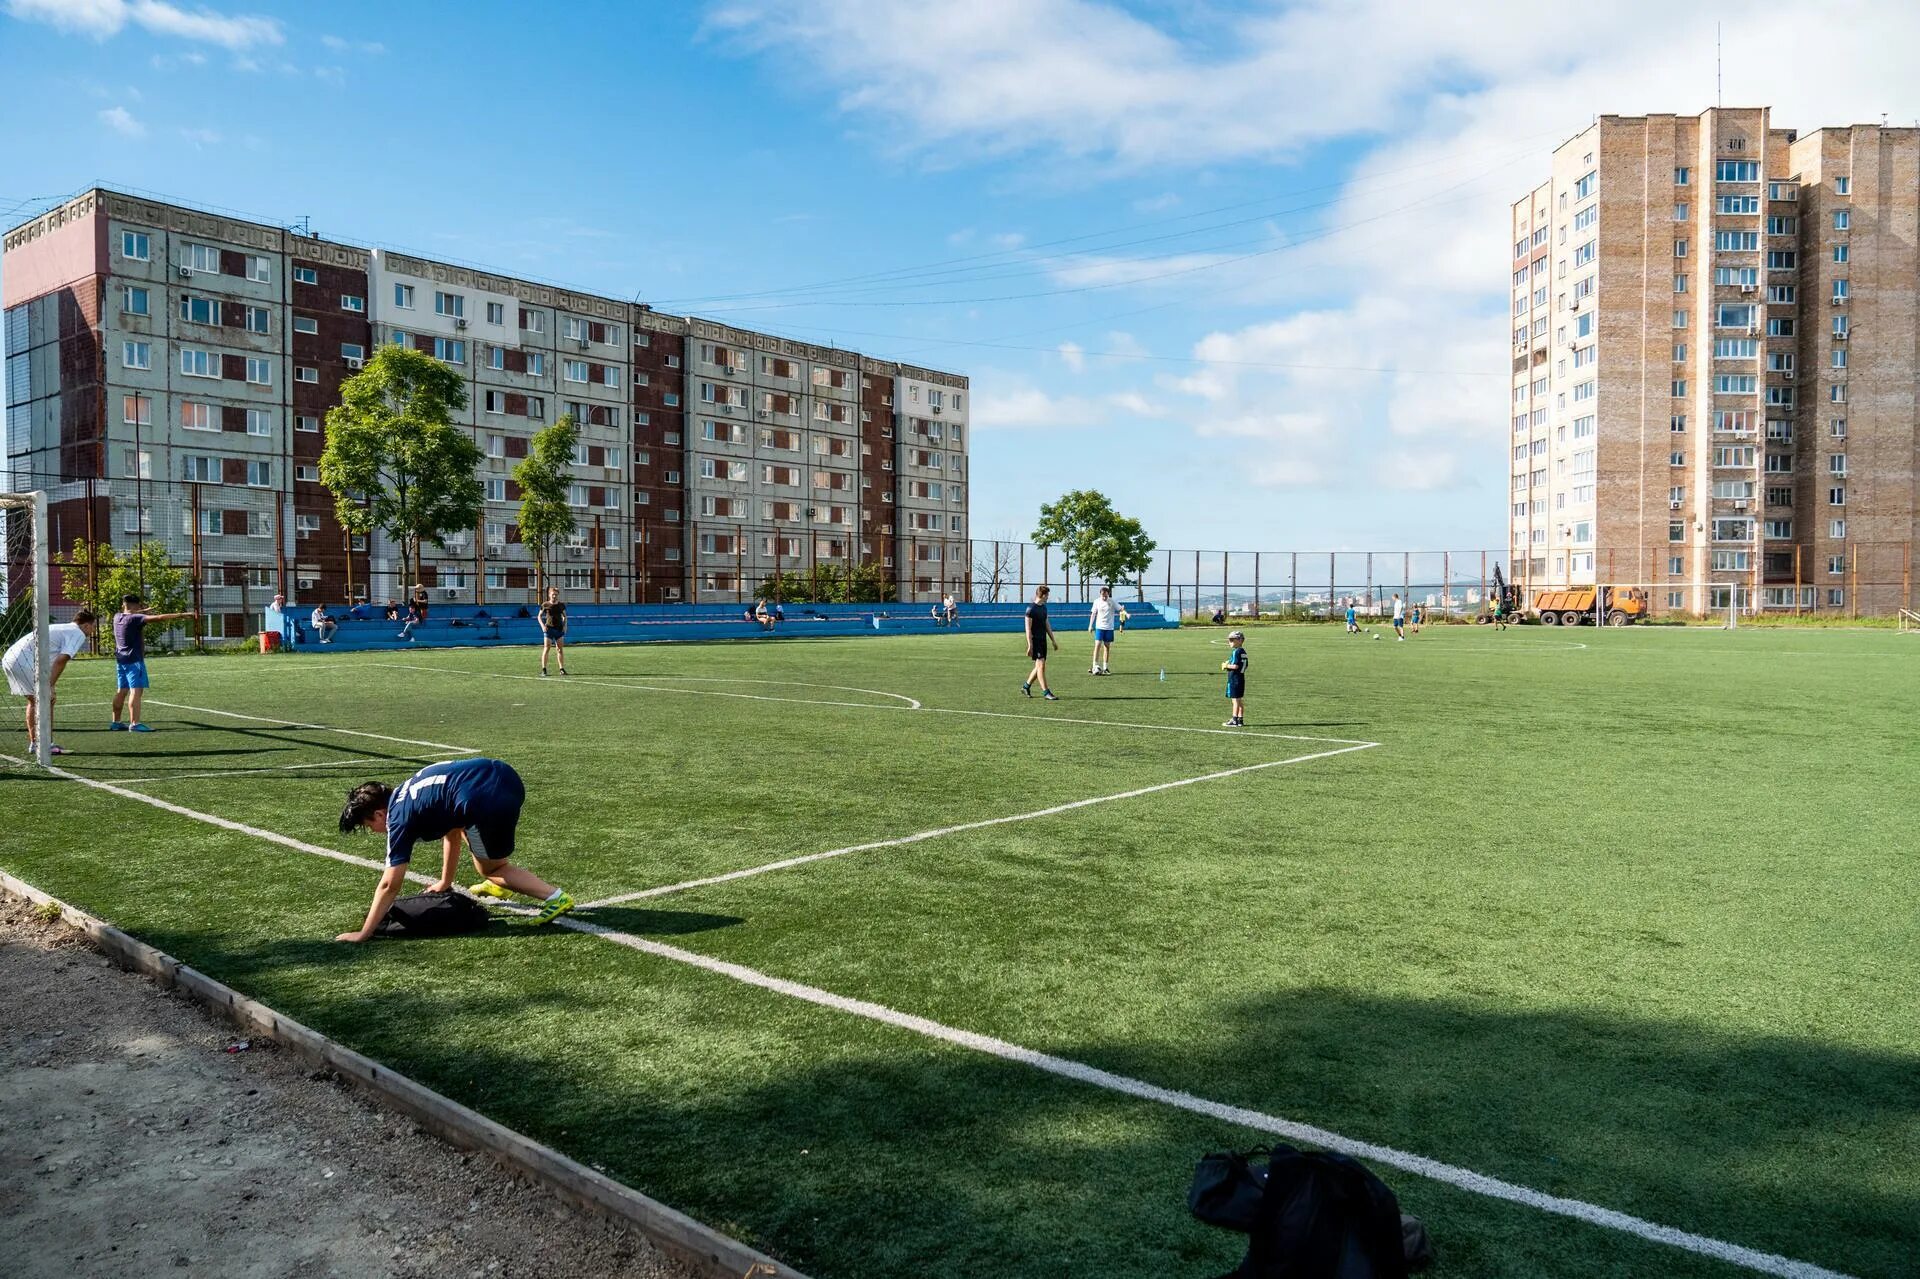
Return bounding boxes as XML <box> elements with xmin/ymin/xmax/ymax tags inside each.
<box><xmin>335</xmin><ymin>758</ymin><xmax>574</xmax><ymax>942</ymax></box>
<box><xmin>1220</xmin><ymin>629</ymin><xmax>1248</xmax><ymax>727</ymax></box>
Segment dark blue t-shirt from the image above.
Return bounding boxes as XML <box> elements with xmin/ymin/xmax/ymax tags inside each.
<box><xmin>1025</xmin><ymin>602</ymin><xmax>1048</xmax><ymax>630</ymax></box>
<box><xmin>1225</xmin><ymin>648</ymin><xmax>1248</xmax><ymax>684</ymax></box>
<box><xmin>385</xmin><ymin>758</ymin><xmax>523</xmax><ymax>866</ymax></box>
<box><xmin>113</xmin><ymin>612</ymin><xmax>148</xmax><ymax>664</ymax></box>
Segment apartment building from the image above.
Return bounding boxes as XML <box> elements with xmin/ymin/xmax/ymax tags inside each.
<box><xmin>2</xmin><ymin>188</ymin><xmax>970</xmax><ymax>632</ymax></box>
<box><xmin>1509</xmin><ymin>109</ymin><xmax>1919</xmax><ymax>615</ymax></box>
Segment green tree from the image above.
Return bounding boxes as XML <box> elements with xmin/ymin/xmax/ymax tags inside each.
<box><xmin>319</xmin><ymin>346</ymin><xmax>484</xmax><ymax>592</ymax></box>
<box><xmin>513</xmin><ymin>413</ymin><xmax>580</xmax><ymax>596</ymax></box>
<box><xmin>53</xmin><ymin>538</ymin><xmax>193</xmax><ymax>651</ymax></box>
<box><xmin>1033</xmin><ymin>490</ymin><xmax>1156</xmax><ymax>599</ymax></box>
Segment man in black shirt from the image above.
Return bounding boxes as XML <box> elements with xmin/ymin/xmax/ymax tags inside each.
<box><xmin>538</xmin><ymin>587</ymin><xmax>568</xmax><ymax>676</ymax></box>
<box><xmin>1021</xmin><ymin>586</ymin><xmax>1059</xmax><ymax>701</ymax></box>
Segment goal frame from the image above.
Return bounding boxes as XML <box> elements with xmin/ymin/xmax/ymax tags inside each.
<box><xmin>1</xmin><ymin>491</ymin><xmax>53</xmax><ymax>767</ymax></box>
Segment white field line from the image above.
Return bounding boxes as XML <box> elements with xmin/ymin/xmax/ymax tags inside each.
<box><xmin>582</xmin><ymin>742</ymin><xmax>1379</xmax><ymax>909</ymax></box>
<box><xmin>112</xmin><ymin>756</ymin><xmax>400</xmax><ymax>786</ymax></box>
<box><xmin>367</xmin><ymin>660</ymin><xmax>1366</xmax><ymax>746</ymax></box>
<box><xmin>366</xmin><ymin>662</ymin><xmax>924</xmax><ymax>711</ymax></box>
<box><xmin>0</xmin><ymin>763</ymin><xmax>1857</xmax><ymax>1279</ymax></box>
<box><xmin>141</xmin><ymin>699</ymin><xmax>477</xmax><ymax>754</ymax></box>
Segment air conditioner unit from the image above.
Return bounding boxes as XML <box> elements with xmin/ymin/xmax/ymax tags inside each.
<box><xmin>177</xmin><ymin>266</ymin><xmax>193</xmax><ymax>278</ymax></box>
<box><xmin>931</xmin><ymin>405</ymin><xmax>943</xmax><ymax>415</ymax></box>
<box><xmin>565</xmin><ymin>546</ymin><xmax>586</xmax><ymax>558</ymax></box>
<box><xmin>455</xmin><ymin>318</ymin><xmax>469</xmax><ymax>331</ymax></box>
<box><xmin>756</xmin><ymin>410</ymin><xmax>770</xmax><ymax>420</ymax></box>
<box><xmin>443</xmin><ymin>587</ymin><xmax>459</xmax><ymax>599</ymax></box>
<box><xmin>1740</xmin><ymin>284</ymin><xmax>1757</xmax><ymax>294</ymax></box>
<box><xmin>576</xmin><ymin>338</ymin><xmax>590</xmax><ymax>349</ymax></box>
<box><xmin>1834</xmin><ymin>330</ymin><xmax>1847</xmax><ymax>341</ymax></box>
<box><xmin>1669</xmin><ymin>500</ymin><xmax>1684</xmax><ymax>510</ymax></box>
<box><xmin>1782</xmin><ymin>370</ymin><xmax>1794</xmax><ymax>380</ymax></box>
<box><xmin>344</xmin><ymin>357</ymin><xmax>363</xmax><ymax>370</ymax></box>
<box><xmin>1734</xmin><ymin>500</ymin><xmax>1749</xmax><ymax>510</ymax></box>
<box><xmin>722</xmin><ymin>405</ymin><xmax>734</xmax><ymax>414</ymax></box>
<box><xmin>486</xmin><ymin>543</ymin><xmax>505</xmax><ymax>557</ymax></box>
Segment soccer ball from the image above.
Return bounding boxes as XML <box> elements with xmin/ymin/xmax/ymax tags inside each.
<box><xmin>1372</xmin><ymin>633</ymin><xmax>1381</xmax><ymax>641</ymax></box>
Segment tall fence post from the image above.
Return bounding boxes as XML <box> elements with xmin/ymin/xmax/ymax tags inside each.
<box><xmin>1253</xmin><ymin>552</ymin><xmax>1261</xmax><ymax>618</ymax></box>
<box><xmin>1290</xmin><ymin>551</ymin><xmax>1297</xmax><ymax>612</ymax></box>
<box><xmin>1365</xmin><ymin>552</ymin><xmax>1374</xmax><ymax>615</ymax></box>
<box><xmin>1194</xmin><ymin>550</ymin><xmax>1201</xmax><ymax>618</ymax></box>
<box><xmin>1443</xmin><ymin>551</ymin><xmax>1450</xmax><ymax>619</ymax></box>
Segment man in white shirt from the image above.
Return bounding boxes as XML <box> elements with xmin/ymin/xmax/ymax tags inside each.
<box><xmin>1392</xmin><ymin>593</ymin><xmax>1406</xmax><ymax>641</ymax></box>
<box><xmin>1088</xmin><ymin>586</ymin><xmax>1119</xmax><ymax>675</ymax></box>
<box><xmin>941</xmin><ymin>593</ymin><xmax>958</xmax><ymax>628</ymax></box>
<box><xmin>309</xmin><ymin>604</ymin><xmax>337</xmax><ymax>644</ymax></box>
<box><xmin>4</xmin><ymin>608</ymin><xmax>99</xmax><ymax>757</ymax></box>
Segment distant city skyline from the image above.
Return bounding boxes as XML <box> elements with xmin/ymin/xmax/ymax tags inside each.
<box><xmin>6</xmin><ymin>0</ymin><xmax>1920</xmax><ymax>553</ymax></box>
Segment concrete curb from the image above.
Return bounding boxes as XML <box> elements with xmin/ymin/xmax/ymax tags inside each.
<box><xmin>0</xmin><ymin>870</ymin><xmax>807</xmax><ymax>1279</ymax></box>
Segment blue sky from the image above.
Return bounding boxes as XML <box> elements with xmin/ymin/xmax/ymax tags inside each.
<box><xmin>7</xmin><ymin>0</ymin><xmax>1920</xmax><ymax>555</ymax></box>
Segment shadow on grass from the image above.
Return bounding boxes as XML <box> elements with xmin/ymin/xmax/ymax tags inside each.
<box><xmin>99</xmin><ymin>925</ymin><xmax>1917</xmax><ymax>1279</ymax></box>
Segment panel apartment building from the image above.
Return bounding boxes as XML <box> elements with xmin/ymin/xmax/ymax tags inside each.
<box><xmin>3</xmin><ymin>188</ymin><xmax>970</xmax><ymax>634</ymax></box>
<box><xmin>1509</xmin><ymin>109</ymin><xmax>1919</xmax><ymax>615</ymax></box>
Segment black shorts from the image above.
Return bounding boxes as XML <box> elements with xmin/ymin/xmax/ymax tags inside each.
<box><xmin>1028</xmin><ymin>642</ymin><xmax>1049</xmax><ymax>661</ymax></box>
<box><xmin>542</xmin><ymin>627</ymin><xmax>565</xmax><ymax>640</ymax></box>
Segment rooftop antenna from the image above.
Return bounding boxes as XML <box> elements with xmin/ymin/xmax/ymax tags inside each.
<box><xmin>288</xmin><ymin>214</ymin><xmax>311</xmax><ymax>237</ymax></box>
<box><xmin>1715</xmin><ymin>23</ymin><xmax>1722</xmax><ymax>108</ymax></box>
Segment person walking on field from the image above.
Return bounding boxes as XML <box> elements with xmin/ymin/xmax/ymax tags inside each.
<box><xmin>334</xmin><ymin>758</ymin><xmax>574</xmax><ymax>942</ymax></box>
<box><xmin>1345</xmin><ymin>599</ymin><xmax>1359</xmax><ymax>635</ymax></box>
<box><xmin>538</xmin><ymin>587</ymin><xmax>568</xmax><ymax>676</ymax></box>
<box><xmin>5</xmin><ymin>608</ymin><xmax>97</xmax><ymax>757</ymax></box>
<box><xmin>1088</xmin><ymin>585</ymin><xmax>1119</xmax><ymax>675</ymax></box>
<box><xmin>1022</xmin><ymin>585</ymin><xmax>1059</xmax><ymax>701</ymax></box>
<box><xmin>1392</xmin><ymin>593</ymin><xmax>1406</xmax><ymax>641</ymax></box>
<box><xmin>110</xmin><ymin>594</ymin><xmax>197</xmax><ymax>732</ymax></box>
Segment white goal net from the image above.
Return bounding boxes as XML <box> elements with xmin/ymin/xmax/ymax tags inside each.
<box><xmin>1</xmin><ymin>491</ymin><xmax>55</xmax><ymax>767</ymax></box>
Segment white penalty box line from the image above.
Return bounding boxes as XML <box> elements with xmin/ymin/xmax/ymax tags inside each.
<box><xmin>582</xmin><ymin>741</ymin><xmax>1378</xmax><ymax>909</ymax></box>
<box><xmin>0</xmin><ymin>756</ymin><xmax>1855</xmax><ymax>1279</ymax></box>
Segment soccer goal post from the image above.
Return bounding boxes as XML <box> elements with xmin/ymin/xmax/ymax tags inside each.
<box><xmin>0</xmin><ymin>490</ymin><xmax>54</xmax><ymax>768</ymax></box>
<box><xmin>1900</xmin><ymin>609</ymin><xmax>1920</xmax><ymax>635</ymax></box>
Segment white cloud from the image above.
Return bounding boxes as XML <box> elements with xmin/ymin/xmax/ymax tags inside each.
<box><xmin>971</xmin><ymin>373</ymin><xmax>1161</xmax><ymax>431</ymax></box>
<box><xmin>177</xmin><ymin>125</ymin><xmax>220</xmax><ymax>146</ymax></box>
<box><xmin>1132</xmin><ymin>192</ymin><xmax>1180</xmax><ymax>213</ymax></box>
<box><xmin>97</xmin><ymin>104</ymin><xmax>144</xmax><ymax>136</ymax></box>
<box><xmin>988</xmin><ymin>231</ymin><xmax>1025</xmax><ymax>249</ymax></box>
<box><xmin>1047</xmin><ymin>248</ymin><xmax>1242</xmax><ymax>289</ymax></box>
<box><xmin>1056</xmin><ymin>341</ymin><xmax>1085</xmax><ymax>373</ymax></box>
<box><xmin>321</xmin><ymin>34</ymin><xmax>384</xmax><ymax>54</ymax></box>
<box><xmin>8</xmin><ymin>0</ymin><xmax>283</xmax><ymax>49</ymax></box>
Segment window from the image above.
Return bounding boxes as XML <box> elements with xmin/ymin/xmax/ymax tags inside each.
<box><xmin>1675</xmin><ymin>239</ymin><xmax>1688</xmax><ymax>257</ymax></box>
<box><xmin>1674</xmin><ymin>274</ymin><xmax>1688</xmax><ymax>293</ymax></box>
<box><xmin>122</xmin><ymin>285</ymin><xmax>149</xmax><ymax>315</ymax></box>
<box><xmin>1832</xmin><ymin>279</ymin><xmax>1850</xmax><ymax>302</ymax></box>
<box><xmin>1671</xmin><ymin>414</ymin><xmax>1687</xmax><ymax>433</ymax></box>
<box><xmin>1573</xmin><ymin>241</ymin><xmax>1596</xmax><ymax>266</ymax></box>
<box><xmin>1765</xmin><ymin>351</ymin><xmax>1793</xmax><ymax>373</ymax></box>
<box><xmin>1832</xmin><ymin>348</ymin><xmax>1847</xmax><ymax>370</ymax></box>
<box><xmin>484</xmin><ymin>391</ymin><xmax>506</xmax><ymax>414</ymax></box>
<box><xmin>183</xmin><ymin>454</ymin><xmax>219</xmax><ymax>483</ymax></box>
<box><xmin>1767</xmin><ymin>486</ymin><xmax>1792</xmax><ymax>507</ymax></box>
<box><xmin>526</xmin><ymin>395</ymin><xmax>544</xmax><ymax>418</ymax></box>
<box><xmin>1714</xmin><ymin>446</ymin><xmax>1755</xmax><ymax>467</ymax></box>
<box><xmin>527</xmin><ymin>352</ymin><xmax>545</xmax><ymax>376</ymax></box>
<box><xmin>432</xmin><ymin>337</ymin><xmax>466</xmax><ymax>365</ymax></box>
<box><xmin>435</xmin><ymin>292</ymin><xmax>465</xmax><ymax>318</ymax></box>
<box><xmin>122</xmin><ymin>340</ymin><xmax>150</xmax><ymax>369</ymax></box>
<box><xmin>1711</xmin><ymin>550</ymin><xmax>1751</xmax><ymax>572</ymax></box>
<box><xmin>1830</xmin><ymin>520</ymin><xmax>1847</xmax><ymax>539</ymax></box>
<box><xmin>296</xmin><ymin>366</ymin><xmax>318</xmax><ymax>383</ymax></box>
<box><xmin>292</xmin><ymin>464</ymin><xmax>319</xmax><ymax>484</ymax></box>
<box><xmin>1830</xmin><ymin>417</ymin><xmax>1847</xmax><ymax>439</ymax></box>
<box><xmin>341</xmin><ymin>343</ymin><xmax>365</xmax><ymax>362</ymax></box>
<box><xmin>1671</xmin><ymin>451</ymin><xmax>1686</xmax><ymax>466</ymax></box>
<box><xmin>1766</xmin><ymin>317</ymin><xmax>1795</xmax><ymax>337</ymax></box>
<box><xmin>179</xmin><ymin>347</ymin><xmax>218</xmax><ymax>379</ymax></box>
<box><xmin>1829</xmin><ymin>486</ymin><xmax>1846</xmax><ymax>506</ymax></box>
<box><xmin>1828</xmin><ymin>555</ymin><xmax>1847</xmax><ymax>575</ymax></box>
<box><xmin>1834</xmin><ymin>176</ymin><xmax>1851</xmax><ymax>195</ymax></box>
<box><xmin>1573</xmin><ymin>171</ymin><xmax>1596</xmax><ymax>200</ymax></box>
<box><xmin>1713</xmin><ymin>266</ymin><xmax>1759</xmax><ymax>287</ymax></box>
<box><xmin>1833</xmin><ymin>244</ymin><xmax>1850</xmax><ymax>264</ymax></box>
<box><xmin>247</xmin><ymin>408</ymin><xmax>272</xmax><ymax>436</ymax></box>
<box><xmin>1714</xmin><ymin>338</ymin><xmax>1759</xmax><ymax>359</ymax></box>
<box><xmin>180</xmin><ymin>401</ymin><xmax>216</xmax><ymax>431</ymax></box>
<box><xmin>484</xmin><ymin>478</ymin><xmax>506</xmax><ymax>501</ymax></box>
<box><xmin>122</xmin><ymin>394</ymin><xmax>152</xmax><ymax>425</ymax></box>
<box><xmin>246</xmin><ymin>461</ymin><xmax>271</xmax><ymax>487</ymax></box>
<box><xmin>1829</xmin><ymin>454</ymin><xmax>1848</xmax><ymax>477</ymax></box>
<box><xmin>180</xmin><ymin>295</ymin><xmax>220</xmax><ymax>326</ymax></box>
<box><xmin>1572</xmin><ymin>414</ymin><xmax>1595</xmax><ymax>439</ymax></box>
<box><xmin>486</xmin><ymin>302</ymin><xmax>505</xmax><ymax>325</ymax></box>
<box><xmin>1672</xmin><ymin>379</ymin><xmax>1689</xmax><ymax>397</ymax></box>
<box><xmin>1674</xmin><ymin>343</ymin><xmax>1688</xmax><ymax>362</ymax></box>
<box><xmin>1766</xmin><ymin>251</ymin><xmax>1797</xmax><ymax>270</ymax></box>
<box><xmin>1716</xmin><ymin>195</ymin><xmax>1760</xmax><ymax>215</ymax></box>
<box><xmin>1833</xmin><ymin>315</ymin><xmax>1849</xmax><ymax>339</ymax></box>
<box><xmin>337</xmin><ymin>294</ymin><xmax>364</xmax><ymax>314</ymax></box>
<box><xmin>1715</xmin><ymin>160</ymin><xmax>1761</xmax><ymax>182</ymax></box>
<box><xmin>1768</xmin><ymin>284</ymin><xmax>1796</xmax><ymax>304</ymax></box>
<box><xmin>245</xmin><ymin>357</ymin><xmax>272</xmax><ymax>385</ymax></box>
<box><xmin>1673</xmin><ymin>203</ymin><xmax>1690</xmax><ymax>222</ymax></box>
<box><xmin>1673</xmin><ymin>310</ymin><xmax>1688</xmax><ymax>329</ymax></box>
<box><xmin>1766</xmin><ymin>216</ymin><xmax>1795</xmax><ymax>236</ymax></box>
<box><xmin>1670</xmin><ymin>522</ymin><xmax>1686</xmax><ymax>543</ymax></box>
<box><xmin>246</xmin><ymin>256</ymin><xmax>270</xmax><ymax>283</ymax></box>
<box><xmin>182</xmin><ymin>242</ymin><xmax>220</xmax><ymax>273</ymax></box>
<box><xmin>1674</xmin><ymin>166</ymin><xmax>1690</xmax><ymax>185</ymax></box>
<box><xmin>294</xmin><ymin>316</ymin><xmax>318</xmax><ymax>335</ymax></box>
<box><xmin>293</xmin><ymin>266</ymin><xmax>318</xmax><ymax>285</ymax></box>
<box><xmin>1715</xmin><ymin>231</ymin><xmax>1760</xmax><ymax>252</ymax></box>
<box><xmin>1714</xmin><ymin>304</ymin><xmax>1756</xmax><ymax>329</ymax></box>
<box><xmin>120</xmin><ymin>230</ymin><xmax>150</xmax><ymax>260</ymax></box>
<box><xmin>563</xmin><ymin>360</ymin><xmax>588</xmax><ymax>382</ymax></box>
<box><xmin>1765</xmin><ymin>453</ymin><xmax>1791</xmax><ymax>474</ymax></box>
<box><xmin>1834</xmin><ymin>209</ymin><xmax>1851</xmax><ymax>230</ymax></box>
<box><xmin>1830</xmin><ymin>384</ymin><xmax>1846</xmax><ymax>404</ymax></box>
<box><xmin>297</xmin><ymin>414</ymin><xmax>319</xmax><ymax>434</ymax></box>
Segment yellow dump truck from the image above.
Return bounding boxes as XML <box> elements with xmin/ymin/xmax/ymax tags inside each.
<box><xmin>1531</xmin><ymin>586</ymin><xmax>1650</xmax><ymax>626</ymax></box>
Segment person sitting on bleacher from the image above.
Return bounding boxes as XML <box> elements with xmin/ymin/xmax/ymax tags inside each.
<box><xmin>310</xmin><ymin>604</ymin><xmax>337</xmax><ymax>645</ymax></box>
<box><xmin>349</xmin><ymin>601</ymin><xmax>373</xmax><ymax>621</ymax></box>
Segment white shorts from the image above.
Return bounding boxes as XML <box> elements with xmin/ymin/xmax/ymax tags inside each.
<box><xmin>4</xmin><ymin>658</ymin><xmax>35</xmax><ymax>698</ymax></box>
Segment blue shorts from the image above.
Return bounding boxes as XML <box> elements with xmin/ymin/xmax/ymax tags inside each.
<box><xmin>1095</xmin><ymin>628</ymin><xmax>1115</xmax><ymax>643</ymax></box>
<box><xmin>542</xmin><ymin>627</ymin><xmax>565</xmax><ymax>641</ymax></box>
<box><xmin>1225</xmin><ymin>675</ymin><xmax>1246</xmax><ymax>699</ymax></box>
<box><xmin>116</xmin><ymin>660</ymin><xmax>149</xmax><ymax>690</ymax></box>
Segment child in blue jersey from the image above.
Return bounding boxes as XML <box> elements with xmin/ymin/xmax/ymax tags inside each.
<box><xmin>1220</xmin><ymin>630</ymin><xmax>1248</xmax><ymax>727</ymax></box>
<box><xmin>1344</xmin><ymin>601</ymin><xmax>1358</xmax><ymax>635</ymax></box>
<box><xmin>334</xmin><ymin>758</ymin><xmax>574</xmax><ymax>942</ymax></box>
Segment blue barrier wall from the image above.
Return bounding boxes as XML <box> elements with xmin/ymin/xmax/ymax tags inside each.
<box><xmin>283</xmin><ymin>599</ymin><xmax>1171</xmax><ymax>652</ymax></box>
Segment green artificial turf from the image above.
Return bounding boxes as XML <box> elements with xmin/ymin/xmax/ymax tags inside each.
<box><xmin>2</xmin><ymin>625</ymin><xmax>1915</xmax><ymax>1277</ymax></box>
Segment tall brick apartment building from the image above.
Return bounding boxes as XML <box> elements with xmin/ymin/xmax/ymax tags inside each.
<box><xmin>1509</xmin><ymin>109</ymin><xmax>1919</xmax><ymax>615</ymax></box>
<box><xmin>2</xmin><ymin>189</ymin><xmax>970</xmax><ymax>633</ymax></box>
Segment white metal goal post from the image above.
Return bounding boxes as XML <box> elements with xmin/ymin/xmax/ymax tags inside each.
<box><xmin>0</xmin><ymin>491</ymin><xmax>55</xmax><ymax>767</ymax></box>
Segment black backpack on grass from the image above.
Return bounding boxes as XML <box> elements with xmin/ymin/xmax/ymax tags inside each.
<box><xmin>375</xmin><ymin>890</ymin><xmax>493</xmax><ymax>938</ymax></box>
<box><xmin>1190</xmin><ymin>1144</ymin><xmax>1427</xmax><ymax>1278</ymax></box>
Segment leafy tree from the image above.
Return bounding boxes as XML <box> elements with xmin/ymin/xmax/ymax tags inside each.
<box><xmin>53</xmin><ymin>538</ymin><xmax>193</xmax><ymax>651</ymax></box>
<box><xmin>1033</xmin><ymin>490</ymin><xmax>1156</xmax><ymax>598</ymax></box>
<box><xmin>755</xmin><ymin>563</ymin><xmax>896</xmax><ymax>604</ymax></box>
<box><xmin>319</xmin><ymin>346</ymin><xmax>484</xmax><ymax>592</ymax></box>
<box><xmin>513</xmin><ymin>414</ymin><xmax>580</xmax><ymax>596</ymax></box>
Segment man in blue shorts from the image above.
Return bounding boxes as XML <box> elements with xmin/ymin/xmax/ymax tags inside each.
<box><xmin>334</xmin><ymin>758</ymin><xmax>574</xmax><ymax>942</ymax></box>
<box><xmin>1344</xmin><ymin>600</ymin><xmax>1359</xmax><ymax>635</ymax></box>
<box><xmin>110</xmin><ymin>594</ymin><xmax>197</xmax><ymax>733</ymax></box>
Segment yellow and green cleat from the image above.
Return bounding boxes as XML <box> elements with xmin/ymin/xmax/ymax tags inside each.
<box><xmin>468</xmin><ymin>879</ymin><xmax>514</xmax><ymax>901</ymax></box>
<box><xmin>525</xmin><ymin>891</ymin><xmax>575</xmax><ymax>926</ymax></box>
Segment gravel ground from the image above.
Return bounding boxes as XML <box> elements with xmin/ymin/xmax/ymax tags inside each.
<box><xmin>0</xmin><ymin>895</ymin><xmax>696</xmax><ymax>1279</ymax></box>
